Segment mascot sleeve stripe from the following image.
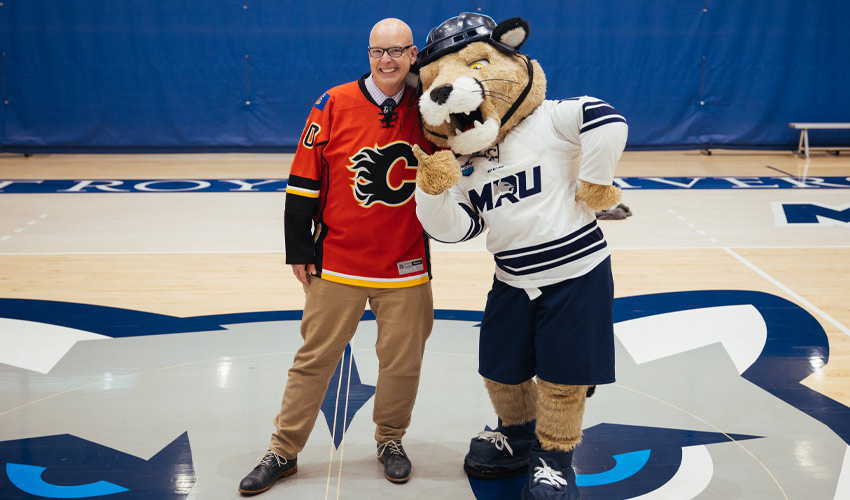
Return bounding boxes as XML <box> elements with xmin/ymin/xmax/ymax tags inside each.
<box><xmin>422</xmin><ymin>202</ymin><xmax>485</xmax><ymax>244</ymax></box>
<box><xmin>583</xmin><ymin>102</ymin><xmax>621</xmax><ymax>121</ymax></box>
<box><xmin>581</xmin><ymin>115</ymin><xmax>627</xmax><ymax>134</ymax></box>
<box><xmin>460</xmin><ymin>203</ymin><xmax>486</xmax><ymax>241</ymax></box>
<box><xmin>581</xmin><ymin>100</ymin><xmax>608</xmax><ymax>110</ymax></box>
<box><xmin>581</xmin><ymin>101</ymin><xmax>627</xmax><ymax>134</ymax></box>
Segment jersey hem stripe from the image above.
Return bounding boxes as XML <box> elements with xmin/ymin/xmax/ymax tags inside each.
<box><xmin>321</xmin><ymin>272</ymin><xmax>431</xmax><ymax>288</ymax></box>
<box><xmin>496</xmin><ymin>220</ymin><xmax>598</xmax><ymax>258</ymax></box>
<box><xmin>497</xmin><ymin>240</ymin><xmax>608</xmax><ymax>276</ymax></box>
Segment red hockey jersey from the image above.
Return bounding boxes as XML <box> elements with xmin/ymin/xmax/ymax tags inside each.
<box><xmin>284</xmin><ymin>76</ymin><xmax>433</xmax><ymax>288</ymax></box>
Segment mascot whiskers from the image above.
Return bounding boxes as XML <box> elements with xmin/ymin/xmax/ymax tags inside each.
<box><xmin>412</xmin><ymin>13</ymin><xmax>628</xmax><ymax>499</ymax></box>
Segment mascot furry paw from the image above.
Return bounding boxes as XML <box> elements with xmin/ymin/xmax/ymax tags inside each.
<box><xmin>413</xmin><ymin>13</ymin><xmax>628</xmax><ymax>499</ymax></box>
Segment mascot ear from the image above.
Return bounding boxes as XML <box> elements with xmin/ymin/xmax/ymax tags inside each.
<box><xmin>492</xmin><ymin>18</ymin><xmax>530</xmax><ymax>51</ymax></box>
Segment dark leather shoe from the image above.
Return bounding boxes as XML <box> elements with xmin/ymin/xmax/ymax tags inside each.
<box><xmin>238</xmin><ymin>450</ymin><xmax>297</xmax><ymax>495</ymax></box>
<box><xmin>377</xmin><ymin>439</ymin><xmax>411</xmax><ymax>483</ymax></box>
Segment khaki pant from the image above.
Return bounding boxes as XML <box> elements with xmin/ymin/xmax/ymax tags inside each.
<box><xmin>269</xmin><ymin>277</ymin><xmax>433</xmax><ymax>458</ymax></box>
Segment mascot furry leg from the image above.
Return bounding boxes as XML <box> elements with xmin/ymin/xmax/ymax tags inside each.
<box><xmin>465</xmin><ymin>375</ymin><xmax>590</xmax><ymax>495</ymax></box>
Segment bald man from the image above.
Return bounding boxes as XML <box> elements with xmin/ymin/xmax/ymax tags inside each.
<box><xmin>238</xmin><ymin>18</ymin><xmax>434</xmax><ymax>495</ymax></box>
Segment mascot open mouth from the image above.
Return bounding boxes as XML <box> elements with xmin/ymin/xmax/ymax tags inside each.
<box><xmin>450</xmin><ymin>108</ymin><xmax>484</xmax><ymax>132</ymax></box>
<box><xmin>420</xmin><ymin>84</ymin><xmax>501</xmax><ymax>154</ymax></box>
<box><xmin>446</xmin><ymin>114</ymin><xmax>500</xmax><ymax>155</ymax></box>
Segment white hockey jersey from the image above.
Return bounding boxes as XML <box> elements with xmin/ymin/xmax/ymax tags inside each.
<box><xmin>415</xmin><ymin>96</ymin><xmax>628</xmax><ymax>292</ymax></box>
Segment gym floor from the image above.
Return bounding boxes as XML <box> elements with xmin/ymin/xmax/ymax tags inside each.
<box><xmin>1</xmin><ymin>150</ymin><xmax>848</xmax><ymax>499</ymax></box>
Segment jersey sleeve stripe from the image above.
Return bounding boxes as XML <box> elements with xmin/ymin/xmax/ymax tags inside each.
<box><xmin>285</xmin><ymin>186</ymin><xmax>320</xmax><ymax>198</ymax></box>
<box><xmin>285</xmin><ymin>174</ymin><xmax>321</xmax><ymax>197</ymax></box>
<box><xmin>581</xmin><ymin>100</ymin><xmax>606</xmax><ymax>110</ymax></box>
<box><xmin>580</xmin><ymin>99</ymin><xmax>626</xmax><ymax>133</ymax></box>
<box><xmin>581</xmin><ymin>115</ymin><xmax>627</xmax><ymax>134</ymax></box>
<box><xmin>460</xmin><ymin>203</ymin><xmax>486</xmax><ymax>241</ymax></box>
<box><xmin>583</xmin><ymin>103</ymin><xmax>619</xmax><ymax>121</ymax></box>
<box><xmin>423</xmin><ymin>203</ymin><xmax>485</xmax><ymax>244</ymax></box>
<box><xmin>286</xmin><ymin>175</ymin><xmax>321</xmax><ymax>190</ymax></box>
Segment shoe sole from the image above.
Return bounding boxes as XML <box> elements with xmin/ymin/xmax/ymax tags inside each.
<box><xmin>463</xmin><ymin>462</ymin><xmax>526</xmax><ymax>480</ymax></box>
<box><xmin>237</xmin><ymin>466</ymin><xmax>298</xmax><ymax>496</ymax></box>
<box><xmin>377</xmin><ymin>456</ymin><xmax>410</xmax><ymax>483</ymax></box>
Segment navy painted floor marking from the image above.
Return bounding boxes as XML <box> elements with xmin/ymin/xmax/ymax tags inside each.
<box><xmin>322</xmin><ymin>344</ymin><xmax>376</xmax><ymax>449</ymax></box>
<box><xmin>0</xmin><ymin>433</ymin><xmax>193</xmax><ymax>500</ymax></box>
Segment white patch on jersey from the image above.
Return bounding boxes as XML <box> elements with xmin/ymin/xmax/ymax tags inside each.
<box><xmin>397</xmin><ymin>258</ymin><xmax>424</xmax><ymax>275</ymax></box>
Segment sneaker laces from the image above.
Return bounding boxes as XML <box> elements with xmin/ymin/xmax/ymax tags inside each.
<box><xmin>532</xmin><ymin>457</ymin><xmax>568</xmax><ymax>488</ymax></box>
<box><xmin>475</xmin><ymin>430</ymin><xmax>514</xmax><ymax>456</ymax></box>
<box><xmin>257</xmin><ymin>450</ymin><xmax>287</xmax><ymax>468</ymax></box>
<box><xmin>378</xmin><ymin>440</ymin><xmax>405</xmax><ymax>457</ymax></box>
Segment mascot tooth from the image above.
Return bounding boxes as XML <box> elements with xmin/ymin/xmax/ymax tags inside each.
<box><xmin>412</xmin><ymin>12</ymin><xmax>628</xmax><ymax>499</ymax></box>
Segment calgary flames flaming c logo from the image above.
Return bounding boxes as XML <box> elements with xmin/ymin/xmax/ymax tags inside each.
<box><xmin>347</xmin><ymin>142</ymin><xmax>418</xmax><ymax>208</ymax></box>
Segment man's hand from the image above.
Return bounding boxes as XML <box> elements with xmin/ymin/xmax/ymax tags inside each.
<box><xmin>291</xmin><ymin>264</ymin><xmax>317</xmax><ymax>286</ymax></box>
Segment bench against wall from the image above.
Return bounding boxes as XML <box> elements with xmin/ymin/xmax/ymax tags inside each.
<box><xmin>788</xmin><ymin>123</ymin><xmax>850</xmax><ymax>158</ymax></box>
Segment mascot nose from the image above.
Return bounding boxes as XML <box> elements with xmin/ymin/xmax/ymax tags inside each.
<box><xmin>429</xmin><ymin>84</ymin><xmax>453</xmax><ymax>105</ymax></box>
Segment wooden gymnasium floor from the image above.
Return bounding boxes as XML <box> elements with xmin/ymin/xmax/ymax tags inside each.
<box><xmin>1</xmin><ymin>150</ymin><xmax>849</xmax><ymax>499</ymax></box>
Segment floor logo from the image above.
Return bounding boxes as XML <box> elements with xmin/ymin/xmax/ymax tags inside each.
<box><xmin>1</xmin><ymin>292</ymin><xmax>848</xmax><ymax>499</ymax></box>
<box><xmin>772</xmin><ymin>201</ymin><xmax>850</xmax><ymax>226</ymax></box>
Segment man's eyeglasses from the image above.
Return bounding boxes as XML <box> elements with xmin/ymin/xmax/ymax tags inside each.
<box><xmin>368</xmin><ymin>45</ymin><xmax>413</xmax><ymax>58</ymax></box>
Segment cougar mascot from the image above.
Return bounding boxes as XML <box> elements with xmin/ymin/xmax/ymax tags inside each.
<box><xmin>412</xmin><ymin>13</ymin><xmax>628</xmax><ymax>499</ymax></box>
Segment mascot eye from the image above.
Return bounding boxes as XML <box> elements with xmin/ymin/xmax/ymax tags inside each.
<box><xmin>468</xmin><ymin>59</ymin><xmax>489</xmax><ymax>70</ymax></box>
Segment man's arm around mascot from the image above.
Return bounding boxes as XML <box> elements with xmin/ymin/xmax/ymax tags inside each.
<box><xmin>411</xmin><ymin>13</ymin><xmax>627</xmax><ymax>499</ymax></box>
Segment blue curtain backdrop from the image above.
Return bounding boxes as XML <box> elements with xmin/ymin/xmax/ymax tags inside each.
<box><xmin>1</xmin><ymin>0</ymin><xmax>848</xmax><ymax>152</ymax></box>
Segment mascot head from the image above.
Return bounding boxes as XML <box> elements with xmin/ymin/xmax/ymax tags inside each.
<box><xmin>416</xmin><ymin>13</ymin><xmax>547</xmax><ymax>155</ymax></box>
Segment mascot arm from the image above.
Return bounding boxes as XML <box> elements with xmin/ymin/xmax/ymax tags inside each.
<box><xmin>576</xmin><ymin>120</ymin><xmax>628</xmax><ymax>211</ymax></box>
<box><xmin>415</xmin><ymin>187</ymin><xmax>486</xmax><ymax>244</ymax></box>
<box><xmin>413</xmin><ymin>144</ymin><xmax>485</xmax><ymax>242</ymax></box>
<box><xmin>552</xmin><ymin>97</ymin><xmax>628</xmax><ymax>210</ymax></box>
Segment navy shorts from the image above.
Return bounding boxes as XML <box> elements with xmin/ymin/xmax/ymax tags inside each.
<box><xmin>478</xmin><ymin>257</ymin><xmax>615</xmax><ymax>385</ymax></box>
